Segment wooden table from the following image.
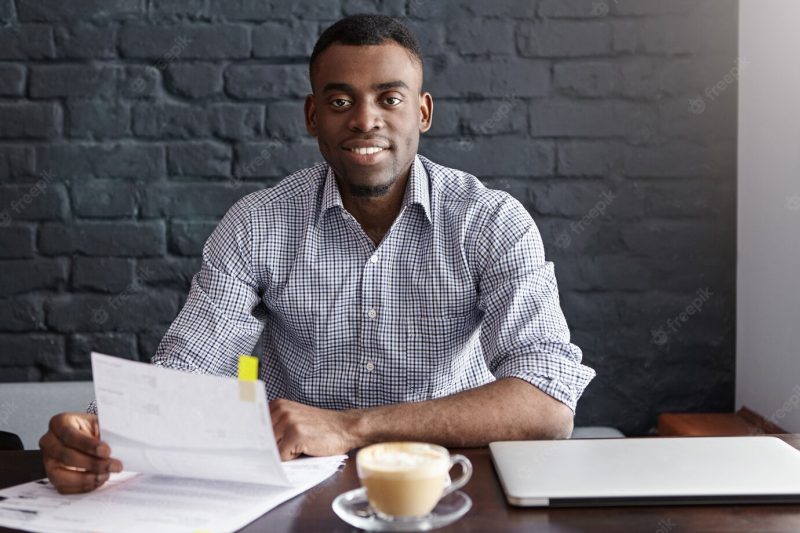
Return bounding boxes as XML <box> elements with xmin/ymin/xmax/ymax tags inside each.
<box><xmin>3</xmin><ymin>436</ymin><xmax>800</xmax><ymax>532</ymax></box>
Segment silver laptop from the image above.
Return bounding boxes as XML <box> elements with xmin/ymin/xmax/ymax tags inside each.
<box><xmin>490</xmin><ymin>436</ymin><xmax>800</xmax><ymax>507</ymax></box>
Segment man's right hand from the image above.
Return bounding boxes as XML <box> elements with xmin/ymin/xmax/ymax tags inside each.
<box><xmin>39</xmin><ymin>413</ymin><xmax>123</xmax><ymax>494</ymax></box>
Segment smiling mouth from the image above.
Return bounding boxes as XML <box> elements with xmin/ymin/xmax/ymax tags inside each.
<box><xmin>345</xmin><ymin>146</ymin><xmax>389</xmax><ymax>155</ymax></box>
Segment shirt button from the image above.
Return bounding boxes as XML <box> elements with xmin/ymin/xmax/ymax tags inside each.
<box><xmin>369</xmin><ymin>255</ymin><xmax>378</xmax><ymax>264</ymax></box>
<box><xmin>366</xmin><ymin>361</ymin><xmax>375</xmax><ymax>372</ymax></box>
<box><xmin>367</xmin><ymin>308</ymin><xmax>377</xmax><ymax>319</ymax></box>
<box><xmin>341</xmin><ymin>211</ymin><xmax>349</xmax><ymax>219</ymax></box>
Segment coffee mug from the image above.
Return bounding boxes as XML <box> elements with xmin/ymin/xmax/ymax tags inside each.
<box><xmin>356</xmin><ymin>442</ymin><xmax>473</xmax><ymax>519</ymax></box>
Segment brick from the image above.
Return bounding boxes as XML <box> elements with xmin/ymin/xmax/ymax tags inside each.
<box><xmin>0</xmin><ymin>25</ymin><xmax>55</xmax><ymax>59</ymax></box>
<box><xmin>235</xmin><ymin>141</ymin><xmax>322</xmax><ymax>178</ymax></box>
<box><xmin>225</xmin><ymin>65</ymin><xmax>310</xmax><ymax>99</ymax></box>
<box><xmin>0</xmin><ymin>103</ymin><xmax>61</xmax><ymax>138</ymax></box>
<box><xmin>0</xmin><ymin>258</ymin><xmax>68</xmax><ymax>296</ymax></box>
<box><xmin>210</xmin><ymin>104</ymin><xmax>264</xmax><ymax>140</ymax></box>
<box><xmin>558</xmin><ymin>255</ymin><xmax>656</xmax><ymax>291</ymax></box>
<box><xmin>529</xmin><ymin>101</ymin><xmax>656</xmax><ymax>138</ymax></box>
<box><xmin>461</xmin><ymin>98</ymin><xmax>527</xmax><ymax>135</ymax></box>
<box><xmin>408</xmin><ymin>0</ymin><xmax>535</xmax><ymax>18</ymax></box>
<box><xmin>170</xmin><ymin>221</ymin><xmax>217</xmax><ymax>256</ymax></box>
<box><xmin>529</xmin><ymin>182</ymin><xmax>618</xmax><ymax>218</ymax></box>
<box><xmin>517</xmin><ymin>20</ymin><xmax>611</xmax><ymax>57</ymax></box>
<box><xmin>54</xmin><ymin>23</ymin><xmax>116</xmax><ymax>58</ymax></box>
<box><xmin>0</xmin><ymin>181</ymin><xmax>69</xmax><ymax>221</ymax></box>
<box><xmin>17</xmin><ymin>0</ymin><xmax>144</xmax><ymax>21</ymax></box>
<box><xmin>118</xmin><ymin>65</ymin><xmax>160</xmax><ymax>99</ymax></box>
<box><xmin>536</xmin><ymin>216</ymin><xmax>623</xmax><ymax>256</ymax></box>
<box><xmin>405</xmin><ymin>21</ymin><xmax>446</xmax><ymax>56</ymax></box>
<box><xmin>418</xmin><ymin>138</ymin><xmax>554</xmax><ymax>177</ymax></box>
<box><xmin>0</xmin><ymin>146</ymin><xmax>35</xmax><ymax>180</ymax></box>
<box><xmin>138</xmin><ymin>257</ymin><xmax>200</xmax><ymax>290</ymax></box>
<box><xmin>612</xmin><ymin>0</ymin><xmax>694</xmax><ymax>16</ymax></box>
<box><xmin>446</xmin><ymin>19</ymin><xmax>514</xmax><ymax>55</ymax></box>
<box><xmin>206</xmin><ymin>0</ymin><xmax>273</xmax><ymax>20</ymax></box>
<box><xmin>342</xmin><ymin>0</ymin><xmax>404</xmax><ymax>16</ymax></box>
<box><xmin>29</xmin><ymin>65</ymin><xmax>117</xmax><ymax>98</ymax></box>
<box><xmin>132</xmin><ymin>103</ymin><xmax>210</xmax><ymax>138</ymax></box>
<box><xmin>36</xmin><ymin>143</ymin><xmax>165</xmax><ymax>179</ymax></box>
<box><xmin>425</xmin><ymin>57</ymin><xmax>549</xmax><ymax>98</ymax></box>
<box><xmin>0</xmin><ymin>0</ymin><xmax>14</xmax><ymax>22</ymax></box>
<box><xmin>0</xmin><ymin>367</ymin><xmax>41</xmax><ymax>381</ymax></box>
<box><xmin>658</xmin><ymin>97</ymin><xmax>737</xmax><ymax>142</ymax></box>
<box><xmin>424</xmin><ymin>101</ymin><xmax>461</xmax><ymax>137</ymax></box>
<box><xmin>613</xmin><ymin>180</ymin><xmax>735</xmax><ymax>220</ymax></box>
<box><xmin>138</xmin><ymin>326</ymin><xmax>169</xmax><ymax>360</ymax></box>
<box><xmin>554</xmin><ymin>61</ymin><xmax>621</xmax><ymax>97</ymax></box>
<box><xmin>67</xmin><ymin>101</ymin><xmax>131</xmax><ymax>139</ymax></box>
<box><xmin>269</xmin><ymin>0</ymin><xmax>341</xmax><ymax>19</ymax></box>
<box><xmin>68</xmin><ymin>332</ymin><xmax>138</xmax><ymax>367</ymax></box>
<box><xmin>620</xmin><ymin>220</ymin><xmax>727</xmax><ymax>258</ymax></box>
<box><xmin>0</xmin><ymin>225</ymin><xmax>35</xmax><ymax>258</ymax></box>
<box><xmin>72</xmin><ymin>180</ymin><xmax>138</xmax><ymax>218</ymax></box>
<box><xmin>557</xmin><ymin>141</ymin><xmax>622</xmax><ymax>177</ymax></box>
<box><xmin>539</xmin><ymin>0</ymin><xmax>608</xmax><ymax>18</ymax></box>
<box><xmin>622</xmin><ymin>142</ymin><xmax>729</xmax><ymax>178</ymax></box>
<box><xmin>39</xmin><ymin>221</ymin><xmax>166</xmax><ymax>257</ymax></box>
<box><xmin>120</xmin><ymin>23</ymin><xmax>250</xmax><ymax>59</ymax></box>
<box><xmin>167</xmin><ymin>141</ymin><xmax>231</xmax><ymax>177</ymax></box>
<box><xmin>150</xmin><ymin>0</ymin><xmax>207</xmax><ymax>18</ymax></box>
<box><xmin>252</xmin><ymin>20</ymin><xmax>318</xmax><ymax>58</ymax></box>
<box><xmin>46</xmin><ymin>291</ymin><xmax>179</xmax><ymax>333</ymax></box>
<box><xmin>164</xmin><ymin>63</ymin><xmax>223</xmax><ymax>99</ymax></box>
<box><xmin>0</xmin><ymin>295</ymin><xmax>45</xmax><ymax>331</ymax></box>
<box><xmin>612</xmin><ymin>20</ymin><xmax>638</xmax><ymax>53</ymax></box>
<box><xmin>73</xmin><ymin>257</ymin><xmax>136</xmax><ymax>292</ymax></box>
<box><xmin>142</xmin><ymin>182</ymin><xmax>261</xmax><ymax>218</ymax></box>
<box><xmin>0</xmin><ymin>334</ymin><xmax>64</xmax><ymax>369</ymax></box>
<box><xmin>0</xmin><ymin>64</ymin><xmax>25</xmax><ymax>96</ymax></box>
<box><xmin>266</xmin><ymin>101</ymin><xmax>308</xmax><ymax>139</ymax></box>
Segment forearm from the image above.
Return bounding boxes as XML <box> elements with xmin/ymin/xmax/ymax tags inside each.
<box><xmin>346</xmin><ymin>377</ymin><xmax>574</xmax><ymax>448</ymax></box>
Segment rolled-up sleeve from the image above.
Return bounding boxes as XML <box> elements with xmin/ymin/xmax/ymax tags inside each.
<box><xmin>475</xmin><ymin>197</ymin><xmax>595</xmax><ymax>413</ymax></box>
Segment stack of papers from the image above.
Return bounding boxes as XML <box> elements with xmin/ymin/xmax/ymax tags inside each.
<box><xmin>0</xmin><ymin>353</ymin><xmax>347</xmax><ymax>533</ymax></box>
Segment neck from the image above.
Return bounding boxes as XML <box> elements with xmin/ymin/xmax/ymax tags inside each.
<box><xmin>338</xmin><ymin>166</ymin><xmax>412</xmax><ymax>246</ymax></box>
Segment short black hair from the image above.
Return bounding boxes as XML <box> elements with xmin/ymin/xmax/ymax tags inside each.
<box><xmin>309</xmin><ymin>14</ymin><xmax>424</xmax><ymax>86</ymax></box>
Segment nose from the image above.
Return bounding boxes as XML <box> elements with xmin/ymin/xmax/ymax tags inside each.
<box><xmin>348</xmin><ymin>100</ymin><xmax>384</xmax><ymax>132</ymax></box>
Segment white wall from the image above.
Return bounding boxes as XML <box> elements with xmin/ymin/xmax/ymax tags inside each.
<box><xmin>737</xmin><ymin>0</ymin><xmax>800</xmax><ymax>432</ymax></box>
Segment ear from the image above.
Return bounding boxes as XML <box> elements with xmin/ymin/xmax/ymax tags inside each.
<box><xmin>419</xmin><ymin>92</ymin><xmax>433</xmax><ymax>134</ymax></box>
<box><xmin>304</xmin><ymin>94</ymin><xmax>318</xmax><ymax>136</ymax></box>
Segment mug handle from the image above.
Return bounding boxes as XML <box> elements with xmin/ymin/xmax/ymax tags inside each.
<box><xmin>442</xmin><ymin>454</ymin><xmax>472</xmax><ymax>497</ymax></box>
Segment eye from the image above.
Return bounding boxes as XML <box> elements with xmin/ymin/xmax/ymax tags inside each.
<box><xmin>331</xmin><ymin>98</ymin><xmax>352</xmax><ymax>109</ymax></box>
<box><xmin>384</xmin><ymin>96</ymin><xmax>402</xmax><ymax>106</ymax></box>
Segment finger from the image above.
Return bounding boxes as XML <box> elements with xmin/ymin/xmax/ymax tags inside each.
<box><xmin>54</xmin><ymin>446</ymin><xmax>122</xmax><ymax>475</ymax></box>
<box><xmin>44</xmin><ymin>456</ymin><xmax>109</xmax><ymax>494</ymax></box>
<box><xmin>277</xmin><ymin>436</ymin><xmax>302</xmax><ymax>461</ymax></box>
<box><xmin>50</xmin><ymin>415</ymin><xmax>106</xmax><ymax>458</ymax></box>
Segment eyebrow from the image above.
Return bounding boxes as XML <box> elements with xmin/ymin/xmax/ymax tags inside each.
<box><xmin>321</xmin><ymin>80</ymin><xmax>410</xmax><ymax>93</ymax></box>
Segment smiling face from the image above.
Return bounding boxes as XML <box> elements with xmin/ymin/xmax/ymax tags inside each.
<box><xmin>305</xmin><ymin>41</ymin><xmax>433</xmax><ymax>197</ymax></box>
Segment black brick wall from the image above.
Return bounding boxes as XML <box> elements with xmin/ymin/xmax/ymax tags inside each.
<box><xmin>0</xmin><ymin>0</ymin><xmax>738</xmax><ymax>435</ymax></box>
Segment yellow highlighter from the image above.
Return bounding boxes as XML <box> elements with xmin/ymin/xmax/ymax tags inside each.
<box><xmin>238</xmin><ymin>354</ymin><xmax>259</xmax><ymax>402</ymax></box>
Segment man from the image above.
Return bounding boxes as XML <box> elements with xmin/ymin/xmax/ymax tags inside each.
<box><xmin>39</xmin><ymin>14</ymin><xmax>595</xmax><ymax>494</ymax></box>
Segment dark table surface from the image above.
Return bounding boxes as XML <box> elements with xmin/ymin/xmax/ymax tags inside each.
<box><xmin>3</xmin><ymin>435</ymin><xmax>800</xmax><ymax>532</ymax></box>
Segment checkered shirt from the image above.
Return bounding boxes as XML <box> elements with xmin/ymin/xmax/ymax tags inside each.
<box><xmin>90</xmin><ymin>155</ymin><xmax>594</xmax><ymax>415</ymax></box>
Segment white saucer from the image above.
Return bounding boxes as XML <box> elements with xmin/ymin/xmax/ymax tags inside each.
<box><xmin>331</xmin><ymin>487</ymin><xmax>472</xmax><ymax>532</ymax></box>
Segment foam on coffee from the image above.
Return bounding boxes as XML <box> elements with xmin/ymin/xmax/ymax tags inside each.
<box><xmin>358</xmin><ymin>443</ymin><xmax>449</xmax><ymax>478</ymax></box>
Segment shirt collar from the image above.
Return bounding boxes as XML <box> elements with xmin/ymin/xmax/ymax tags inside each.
<box><xmin>320</xmin><ymin>155</ymin><xmax>431</xmax><ymax>223</ymax></box>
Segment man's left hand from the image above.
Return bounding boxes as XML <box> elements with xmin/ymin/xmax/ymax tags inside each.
<box><xmin>269</xmin><ymin>399</ymin><xmax>361</xmax><ymax>460</ymax></box>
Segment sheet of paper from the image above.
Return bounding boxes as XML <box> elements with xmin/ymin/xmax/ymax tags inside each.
<box><xmin>0</xmin><ymin>455</ymin><xmax>347</xmax><ymax>533</ymax></box>
<box><xmin>90</xmin><ymin>352</ymin><xmax>290</xmax><ymax>486</ymax></box>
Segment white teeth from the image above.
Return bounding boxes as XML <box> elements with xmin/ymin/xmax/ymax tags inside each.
<box><xmin>350</xmin><ymin>146</ymin><xmax>385</xmax><ymax>155</ymax></box>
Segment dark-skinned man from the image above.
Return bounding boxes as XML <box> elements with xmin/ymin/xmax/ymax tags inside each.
<box><xmin>39</xmin><ymin>14</ymin><xmax>595</xmax><ymax>494</ymax></box>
